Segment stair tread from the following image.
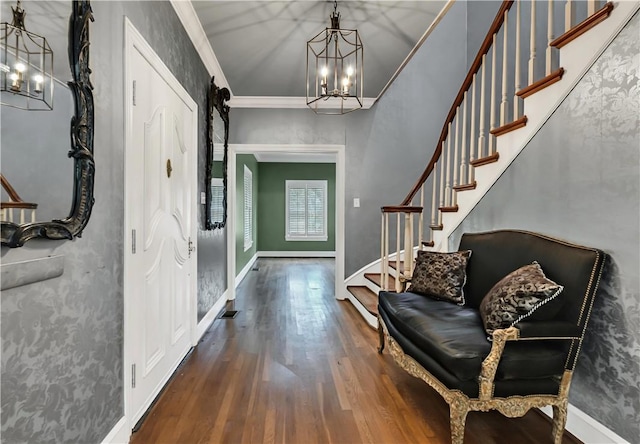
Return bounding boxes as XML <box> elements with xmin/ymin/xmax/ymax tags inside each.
<box><xmin>364</xmin><ymin>273</ymin><xmax>396</xmax><ymax>290</ymax></box>
<box><xmin>347</xmin><ymin>286</ymin><xmax>378</xmax><ymax>315</ymax></box>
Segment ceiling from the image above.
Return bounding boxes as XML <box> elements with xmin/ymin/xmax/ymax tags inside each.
<box><xmin>191</xmin><ymin>1</ymin><xmax>449</xmax><ymax>100</ymax></box>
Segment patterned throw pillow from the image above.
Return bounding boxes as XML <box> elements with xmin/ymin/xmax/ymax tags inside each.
<box><xmin>409</xmin><ymin>250</ymin><xmax>472</xmax><ymax>305</ymax></box>
<box><xmin>479</xmin><ymin>261</ymin><xmax>564</xmax><ymax>338</ymax></box>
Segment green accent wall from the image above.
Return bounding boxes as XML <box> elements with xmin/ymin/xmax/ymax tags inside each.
<box><xmin>212</xmin><ymin>160</ymin><xmax>223</xmax><ymax>177</ymax></box>
<box><xmin>257</xmin><ymin>163</ymin><xmax>336</xmax><ymax>252</ymax></box>
<box><xmin>236</xmin><ymin>154</ymin><xmax>259</xmax><ymax>275</ymax></box>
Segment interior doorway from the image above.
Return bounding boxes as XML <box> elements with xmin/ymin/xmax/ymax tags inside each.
<box><xmin>226</xmin><ymin>144</ymin><xmax>346</xmax><ymax>301</ymax></box>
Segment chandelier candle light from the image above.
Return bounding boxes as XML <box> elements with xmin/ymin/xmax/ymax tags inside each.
<box><xmin>306</xmin><ymin>0</ymin><xmax>363</xmax><ymax>114</ymax></box>
<box><xmin>1</xmin><ymin>0</ymin><xmax>54</xmax><ymax>110</ymax></box>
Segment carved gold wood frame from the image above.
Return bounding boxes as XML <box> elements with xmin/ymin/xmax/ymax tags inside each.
<box><xmin>378</xmin><ymin>316</ymin><xmax>572</xmax><ymax>444</ymax></box>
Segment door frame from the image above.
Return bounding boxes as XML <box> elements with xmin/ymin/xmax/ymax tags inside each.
<box><xmin>227</xmin><ymin>144</ymin><xmax>346</xmax><ymax>301</ymax></box>
<box><xmin>123</xmin><ymin>17</ymin><xmax>198</xmax><ymax>432</ymax></box>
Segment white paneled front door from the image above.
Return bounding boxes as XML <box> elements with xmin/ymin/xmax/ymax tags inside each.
<box><xmin>124</xmin><ymin>19</ymin><xmax>197</xmax><ymax>428</ymax></box>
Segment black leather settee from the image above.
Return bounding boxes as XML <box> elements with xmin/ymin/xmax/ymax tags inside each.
<box><xmin>377</xmin><ymin>230</ymin><xmax>605</xmax><ymax>444</ymax></box>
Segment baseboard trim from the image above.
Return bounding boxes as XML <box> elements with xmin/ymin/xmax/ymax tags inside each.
<box><xmin>101</xmin><ymin>416</ymin><xmax>129</xmax><ymax>444</ymax></box>
<box><xmin>257</xmin><ymin>251</ymin><xmax>336</xmax><ymax>258</ymax></box>
<box><xmin>539</xmin><ymin>404</ymin><xmax>629</xmax><ymax>444</ymax></box>
<box><xmin>235</xmin><ymin>253</ymin><xmax>258</xmax><ymax>287</ymax></box>
<box><xmin>196</xmin><ymin>291</ymin><xmax>228</xmax><ymax>341</ymax></box>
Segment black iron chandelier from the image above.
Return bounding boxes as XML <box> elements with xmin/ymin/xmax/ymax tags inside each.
<box><xmin>306</xmin><ymin>1</ymin><xmax>363</xmax><ymax>115</ymax></box>
<box><xmin>1</xmin><ymin>0</ymin><xmax>54</xmax><ymax>110</ymax></box>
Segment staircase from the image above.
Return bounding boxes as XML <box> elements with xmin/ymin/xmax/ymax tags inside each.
<box><xmin>345</xmin><ymin>0</ymin><xmax>640</xmax><ymax>329</ymax></box>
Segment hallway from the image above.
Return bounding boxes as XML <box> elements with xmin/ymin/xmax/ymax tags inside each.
<box><xmin>130</xmin><ymin>258</ymin><xmax>579</xmax><ymax>444</ymax></box>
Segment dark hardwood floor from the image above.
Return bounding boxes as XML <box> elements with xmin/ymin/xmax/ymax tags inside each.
<box><xmin>130</xmin><ymin>258</ymin><xmax>581</xmax><ymax>444</ymax></box>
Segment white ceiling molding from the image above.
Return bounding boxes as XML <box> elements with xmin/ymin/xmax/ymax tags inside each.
<box><xmin>228</xmin><ymin>96</ymin><xmax>377</xmax><ymax>110</ymax></box>
<box><xmin>376</xmin><ymin>0</ymin><xmax>455</xmax><ymax>100</ymax></box>
<box><xmin>169</xmin><ymin>0</ymin><xmax>232</xmax><ymax>94</ymax></box>
<box><xmin>253</xmin><ymin>152</ymin><xmax>337</xmax><ymax>164</ymax></box>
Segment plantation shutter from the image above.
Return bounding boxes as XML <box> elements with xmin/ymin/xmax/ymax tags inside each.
<box><xmin>243</xmin><ymin>166</ymin><xmax>253</xmax><ymax>250</ymax></box>
<box><xmin>285</xmin><ymin>180</ymin><xmax>327</xmax><ymax>241</ymax></box>
<box><xmin>210</xmin><ymin>178</ymin><xmax>224</xmax><ymax>223</ymax></box>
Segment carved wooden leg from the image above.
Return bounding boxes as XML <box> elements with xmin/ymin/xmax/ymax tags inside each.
<box><xmin>449</xmin><ymin>396</ymin><xmax>469</xmax><ymax>444</ymax></box>
<box><xmin>552</xmin><ymin>401</ymin><xmax>568</xmax><ymax>444</ymax></box>
<box><xmin>377</xmin><ymin>322</ymin><xmax>385</xmax><ymax>354</ymax></box>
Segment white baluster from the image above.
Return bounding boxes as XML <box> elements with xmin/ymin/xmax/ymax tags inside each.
<box><xmin>500</xmin><ymin>10</ymin><xmax>509</xmax><ymax>126</ymax></box>
<box><xmin>418</xmin><ymin>185</ymin><xmax>424</xmax><ymax>251</ymax></box>
<box><xmin>460</xmin><ymin>92</ymin><xmax>468</xmax><ymax>186</ymax></box>
<box><xmin>430</xmin><ymin>163</ymin><xmax>438</xmax><ymax>233</ymax></box>
<box><xmin>0</xmin><ymin>209</ymin><xmax>5</xmax><ymax>221</ymax></box>
<box><xmin>444</xmin><ymin>125</ymin><xmax>453</xmax><ymax>207</ymax></box>
<box><xmin>405</xmin><ymin>213</ymin><xmax>413</xmax><ymax>278</ymax></box>
<box><xmin>438</xmin><ymin>145</ymin><xmax>445</xmax><ymax>226</ymax></box>
<box><xmin>384</xmin><ymin>213</ymin><xmax>389</xmax><ymax>290</ymax></box>
<box><xmin>565</xmin><ymin>0</ymin><xmax>574</xmax><ymax>32</ymax></box>
<box><xmin>529</xmin><ymin>0</ymin><xmax>537</xmax><ymax>84</ymax></box>
<box><xmin>514</xmin><ymin>0</ymin><xmax>522</xmax><ymax>119</ymax></box>
<box><xmin>490</xmin><ymin>34</ymin><xmax>498</xmax><ymax>153</ymax></box>
<box><xmin>19</xmin><ymin>209</ymin><xmax>25</xmax><ymax>225</ymax></box>
<box><xmin>8</xmin><ymin>209</ymin><xmax>13</xmax><ymax>223</ymax></box>
<box><xmin>452</xmin><ymin>110</ymin><xmax>460</xmax><ymax>206</ymax></box>
<box><xmin>396</xmin><ymin>213</ymin><xmax>401</xmax><ymax>292</ymax></box>
<box><xmin>588</xmin><ymin>0</ymin><xmax>597</xmax><ymax>16</ymax></box>
<box><xmin>546</xmin><ymin>0</ymin><xmax>554</xmax><ymax>76</ymax></box>
<box><xmin>469</xmin><ymin>74</ymin><xmax>477</xmax><ymax>183</ymax></box>
<box><xmin>381</xmin><ymin>212</ymin><xmax>385</xmax><ymax>288</ymax></box>
<box><xmin>478</xmin><ymin>58</ymin><xmax>487</xmax><ymax>161</ymax></box>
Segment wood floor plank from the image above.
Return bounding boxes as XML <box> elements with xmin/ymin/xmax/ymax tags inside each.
<box><xmin>130</xmin><ymin>258</ymin><xmax>582</xmax><ymax>444</ymax></box>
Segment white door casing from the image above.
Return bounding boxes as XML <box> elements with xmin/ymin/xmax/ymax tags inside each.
<box><xmin>226</xmin><ymin>144</ymin><xmax>346</xmax><ymax>302</ymax></box>
<box><xmin>124</xmin><ymin>18</ymin><xmax>198</xmax><ymax>429</ymax></box>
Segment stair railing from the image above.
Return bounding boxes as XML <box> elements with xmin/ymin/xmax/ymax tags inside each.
<box><xmin>380</xmin><ymin>0</ymin><xmax>613</xmax><ymax>291</ymax></box>
<box><xmin>1</xmin><ymin>174</ymin><xmax>38</xmax><ymax>224</ymax></box>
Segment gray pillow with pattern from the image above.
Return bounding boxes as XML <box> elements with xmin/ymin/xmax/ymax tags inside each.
<box><xmin>479</xmin><ymin>261</ymin><xmax>564</xmax><ymax>338</ymax></box>
<box><xmin>409</xmin><ymin>250</ymin><xmax>472</xmax><ymax>305</ymax></box>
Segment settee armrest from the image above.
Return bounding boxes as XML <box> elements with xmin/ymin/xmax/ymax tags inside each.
<box><xmin>515</xmin><ymin>321</ymin><xmax>582</xmax><ymax>340</ymax></box>
<box><xmin>478</xmin><ymin>327</ymin><xmax>519</xmax><ymax>400</ymax></box>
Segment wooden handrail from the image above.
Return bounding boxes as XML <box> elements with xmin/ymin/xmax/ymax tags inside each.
<box><xmin>1</xmin><ymin>174</ymin><xmax>38</xmax><ymax>209</ymax></box>
<box><xmin>381</xmin><ymin>206</ymin><xmax>423</xmax><ymax>214</ymax></box>
<box><xmin>1</xmin><ymin>174</ymin><xmax>23</xmax><ymax>203</ymax></box>
<box><xmin>1</xmin><ymin>202</ymin><xmax>38</xmax><ymax>210</ymax></box>
<box><xmin>400</xmin><ymin>0</ymin><xmax>514</xmax><ymax>206</ymax></box>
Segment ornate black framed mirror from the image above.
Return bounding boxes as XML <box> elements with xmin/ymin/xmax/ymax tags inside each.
<box><xmin>1</xmin><ymin>0</ymin><xmax>94</xmax><ymax>247</ymax></box>
<box><xmin>205</xmin><ymin>77</ymin><xmax>230</xmax><ymax>230</ymax></box>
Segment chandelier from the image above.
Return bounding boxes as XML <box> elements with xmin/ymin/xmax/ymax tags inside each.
<box><xmin>1</xmin><ymin>0</ymin><xmax>54</xmax><ymax>110</ymax></box>
<box><xmin>306</xmin><ymin>1</ymin><xmax>363</xmax><ymax>115</ymax></box>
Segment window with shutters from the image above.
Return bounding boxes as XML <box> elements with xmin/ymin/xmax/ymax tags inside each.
<box><xmin>285</xmin><ymin>180</ymin><xmax>328</xmax><ymax>241</ymax></box>
<box><xmin>243</xmin><ymin>165</ymin><xmax>253</xmax><ymax>251</ymax></box>
<box><xmin>210</xmin><ymin>177</ymin><xmax>224</xmax><ymax>223</ymax></box>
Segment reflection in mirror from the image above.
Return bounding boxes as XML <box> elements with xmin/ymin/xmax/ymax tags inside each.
<box><xmin>1</xmin><ymin>1</ymin><xmax>73</xmax><ymax>224</ymax></box>
<box><xmin>205</xmin><ymin>77</ymin><xmax>230</xmax><ymax>230</ymax></box>
<box><xmin>1</xmin><ymin>0</ymin><xmax>95</xmax><ymax>247</ymax></box>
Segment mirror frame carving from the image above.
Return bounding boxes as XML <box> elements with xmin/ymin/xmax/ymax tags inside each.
<box><xmin>1</xmin><ymin>0</ymin><xmax>95</xmax><ymax>248</ymax></box>
<box><xmin>205</xmin><ymin>76</ymin><xmax>230</xmax><ymax>230</ymax></box>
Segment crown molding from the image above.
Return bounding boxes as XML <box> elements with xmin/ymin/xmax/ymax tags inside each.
<box><xmin>169</xmin><ymin>0</ymin><xmax>232</xmax><ymax>94</ymax></box>
<box><xmin>228</xmin><ymin>96</ymin><xmax>377</xmax><ymax>110</ymax></box>
<box><xmin>253</xmin><ymin>152</ymin><xmax>337</xmax><ymax>163</ymax></box>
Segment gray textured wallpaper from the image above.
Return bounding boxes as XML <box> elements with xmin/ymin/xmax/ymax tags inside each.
<box><xmin>451</xmin><ymin>12</ymin><xmax>640</xmax><ymax>442</ymax></box>
<box><xmin>1</xmin><ymin>1</ymin><xmax>224</xmax><ymax>442</ymax></box>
